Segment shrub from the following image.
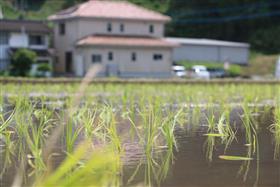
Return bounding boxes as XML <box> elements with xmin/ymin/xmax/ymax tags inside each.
<box><xmin>10</xmin><ymin>48</ymin><xmax>37</xmax><ymax>76</ymax></box>
<box><xmin>227</xmin><ymin>64</ymin><xmax>242</xmax><ymax>77</ymax></box>
<box><xmin>37</xmin><ymin>63</ymin><xmax>52</xmax><ymax>72</ymax></box>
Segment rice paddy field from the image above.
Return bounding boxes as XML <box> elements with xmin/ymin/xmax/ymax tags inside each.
<box><xmin>0</xmin><ymin>80</ymin><xmax>280</xmax><ymax>187</ymax></box>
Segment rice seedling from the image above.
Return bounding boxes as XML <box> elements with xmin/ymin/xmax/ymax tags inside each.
<box><xmin>219</xmin><ymin>155</ymin><xmax>253</xmax><ymax>161</ymax></box>
<box><xmin>239</xmin><ymin>100</ymin><xmax>260</xmax><ymax>185</ymax></box>
<box><xmin>204</xmin><ymin>114</ymin><xmax>216</xmax><ymax>163</ymax></box>
<box><xmin>269</xmin><ymin>100</ymin><xmax>280</xmax><ymax>160</ymax></box>
<box><xmin>0</xmin><ymin>81</ymin><xmax>279</xmax><ymax>187</ymax></box>
<box><xmin>0</xmin><ymin>130</ymin><xmax>15</xmax><ymax>178</ymax></box>
<box><xmin>35</xmin><ymin>142</ymin><xmax>121</xmax><ymax>187</ymax></box>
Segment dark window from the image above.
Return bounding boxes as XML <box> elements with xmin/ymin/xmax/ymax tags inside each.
<box><xmin>108</xmin><ymin>52</ymin><xmax>113</xmax><ymax>61</ymax></box>
<box><xmin>65</xmin><ymin>52</ymin><xmax>72</xmax><ymax>73</ymax></box>
<box><xmin>92</xmin><ymin>54</ymin><xmax>102</xmax><ymax>63</ymax></box>
<box><xmin>131</xmin><ymin>52</ymin><xmax>136</xmax><ymax>62</ymax></box>
<box><xmin>153</xmin><ymin>54</ymin><xmax>163</xmax><ymax>61</ymax></box>
<box><xmin>59</xmin><ymin>23</ymin><xmax>65</xmax><ymax>35</ymax></box>
<box><xmin>29</xmin><ymin>35</ymin><xmax>44</xmax><ymax>45</ymax></box>
<box><xmin>149</xmin><ymin>25</ymin><xmax>154</xmax><ymax>33</ymax></box>
<box><xmin>0</xmin><ymin>32</ymin><xmax>9</xmax><ymax>44</ymax></box>
<box><xmin>120</xmin><ymin>24</ymin><xmax>124</xmax><ymax>32</ymax></box>
<box><xmin>107</xmin><ymin>23</ymin><xmax>112</xmax><ymax>32</ymax></box>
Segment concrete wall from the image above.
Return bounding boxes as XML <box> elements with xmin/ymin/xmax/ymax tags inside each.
<box><xmin>75</xmin><ymin>46</ymin><xmax>173</xmax><ymax>78</ymax></box>
<box><xmin>77</xmin><ymin>19</ymin><xmax>164</xmax><ymax>38</ymax></box>
<box><xmin>53</xmin><ymin>18</ymin><xmax>165</xmax><ymax>73</ymax></box>
<box><xmin>172</xmin><ymin>44</ymin><xmax>249</xmax><ymax>65</ymax></box>
<box><xmin>53</xmin><ymin>20</ymin><xmax>79</xmax><ymax>72</ymax></box>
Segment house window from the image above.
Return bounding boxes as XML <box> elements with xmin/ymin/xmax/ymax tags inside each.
<box><xmin>149</xmin><ymin>25</ymin><xmax>154</xmax><ymax>33</ymax></box>
<box><xmin>107</xmin><ymin>23</ymin><xmax>112</xmax><ymax>32</ymax></box>
<box><xmin>153</xmin><ymin>54</ymin><xmax>163</xmax><ymax>61</ymax></box>
<box><xmin>0</xmin><ymin>32</ymin><xmax>9</xmax><ymax>44</ymax></box>
<box><xmin>131</xmin><ymin>52</ymin><xmax>137</xmax><ymax>62</ymax></box>
<box><xmin>92</xmin><ymin>54</ymin><xmax>102</xmax><ymax>63</ymax></box>
<box><xmin>120</xmin><ymin>24</ymin><xmax>124</xmax><ymax>32</ymax></box>
<box><xmin>29</xmin><ymin>35</ymin><xmax>45</xmax><ymax>45</ymax></box>
<box><xmin>59</xmin><ymin>23</ymin><xmax>65</xmax><ymax>35</ymax></box>
<box><xmin>108</xmin><ymin>52</ymin><xmax>113</xmax><ymax>61</ymax></box>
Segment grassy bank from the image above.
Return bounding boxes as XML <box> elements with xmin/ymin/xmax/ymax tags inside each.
<box><xmin>244</xmin><ymin>51</ymin><xmax>279</xmax><ymax>77</ymax></box>
<box><xmin>176</xmin><ymin>51</ymin><xmax>279</xmax><ymax>78</ymax></box>
<box><xmin>2</xmin><ymin>77</ymin><xmax>280</xmax><ymax>85</ymax></box>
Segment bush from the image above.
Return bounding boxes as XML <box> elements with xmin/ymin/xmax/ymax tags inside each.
<box><xmin>37</xmin><ymin>63</ymin><xmax>52</xmax><ymax>72</ymax></box>
<box><xmin>10</xmin><ymin>48</ymin><xmax>37</xmax><ymax>76</ymax></box>
<box><xmin>227</xmin><ymin>65</ymin><xmax>242</xmax><ymax>77</ymax></box>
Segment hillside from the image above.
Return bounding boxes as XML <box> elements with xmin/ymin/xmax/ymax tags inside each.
<box><xmin>0</xmin><ymin>0</ymin><xmax>170</xmax><ymax>20</ymax></box>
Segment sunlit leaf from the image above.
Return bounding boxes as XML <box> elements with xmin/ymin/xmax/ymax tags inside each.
<box><xmin>219</xmin><ymin>155</ymin><xmax>253</xmax><ymax>161</ymax></box>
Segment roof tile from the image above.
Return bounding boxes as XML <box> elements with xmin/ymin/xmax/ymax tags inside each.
<box><xmin>0</xmin><ymin>19</ymin><xmax>51</xmax><ymax>34</ymax></box>
<box><xmin>76</xmin><ymin>35</ymin><xmax>178</xmax><ymax>48</ymax></box>
<box><xmin>49</xmin><ymin>0</ymin><xmax>170</xmax><ymax>22</ymax></box>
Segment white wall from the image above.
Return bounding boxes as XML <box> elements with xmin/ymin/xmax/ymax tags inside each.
<box><xmin>173</xmin><ymin>45</ymin><xmax>219</xmax><ymax>62</ymax></box>
<box><xmin>77</xmin><ymin>19</ymin><xmax>164</xmax><ymax>38</ymax></box>
<box><xmin>75</xmin><ymin>46</ymin><xmax>173</xmax><ymax>77</ymax></box>
<box><xmin>9</xmin><ymin>33</ymin><xmax>28</xmax><ymax>48</ymax></box>
<box><xmin>53</xmin><ymin>20</ymin><xmax>79</xmax><ymax>72</ymax></box>
<box><xmin>53</xmin><ymin>18</ymin><xmax>166</xmax><ymax>73</ymax></box>
<box><xmin>172</xmin><ymin>44</ymin><xmax>249</xmax><ymax>65</ymax></box>
<box><xmin>220</xmin><ymin>47</ymin><xmax>249</xmax><ymax>64</ymax></box>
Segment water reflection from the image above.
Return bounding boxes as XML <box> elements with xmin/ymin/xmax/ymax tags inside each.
<box><xmin>0</xmin><ymin>105</ymin><xmax>280</xmax><ymax>187</ymax></box>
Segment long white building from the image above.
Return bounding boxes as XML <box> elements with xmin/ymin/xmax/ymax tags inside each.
<box><xmin>166</xmin><ymin>37</ymin><xmax>250</xmax><ymax>65</ymax></box>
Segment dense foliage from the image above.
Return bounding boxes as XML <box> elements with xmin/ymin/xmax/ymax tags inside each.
<box><xmin>10</xmin><ymin>48</ymin><xmax>37</xmax><ymax>76</ymax></box>
<box><xmin>167</xmin><ymin>0</ymin><xmax>280</xmax><ymax>53</ymax></box>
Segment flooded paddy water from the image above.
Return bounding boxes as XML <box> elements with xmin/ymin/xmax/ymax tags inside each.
<box><xmin>0</xmin><ymin>83</ymin><xmax>280</xmax><ymax>187</ymax></box>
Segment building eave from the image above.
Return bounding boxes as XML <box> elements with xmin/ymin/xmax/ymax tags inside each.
<box><xmin>48</xmin><ymin>15</ymin><xmax>170</xmax><ymax>23</ymax></box>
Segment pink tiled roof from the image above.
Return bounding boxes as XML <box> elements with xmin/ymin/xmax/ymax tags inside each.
<box><xmin>48</xmin><ymin>0</ymin><xmax>170</xmax><ymax>22</ymax></box>
<box><xmin>76</xmin><ymin>35</ymin><xmax>178</xmax><ymax>48</ymax></box>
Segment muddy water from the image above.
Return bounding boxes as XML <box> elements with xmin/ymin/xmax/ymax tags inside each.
<box><xmin>160</xmin><ymin>132</ymin><xmax>279</xmax><ymax>187</ymax></box>
<box><xmin>122</xmin><ymin>110</ymin><xmax>280</xmax><ymax>187</ymax></box>
<box><xmin>122</xmin><ymin>133</ymin><xmax>280</xmax><ymax>187</ymax></box>
<box><xmin>0</xmin><ymin>106</ymin><xmax>280</xmax><ymax>187</ymax></box>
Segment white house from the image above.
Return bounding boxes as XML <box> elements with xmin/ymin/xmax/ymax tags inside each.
<box><xmin>166</xmin><ymin>37</ymin><xmax>250</xmax><ymax>65</ymax></box>
<box><xmin>48</xmin><ymin>0</ymin><xmax>177</xmax><ymax>78</ymax></box>
<box><xmin>0</xmin><ymin>19</ymin><xmax>52</xmax><ymax>71</ymax></box>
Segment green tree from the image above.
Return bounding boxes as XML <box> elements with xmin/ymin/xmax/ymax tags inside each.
<box><xmin>10</xmin><ymin>48</ymin><xmax>37</xmax><ymax>76</ymax></box>
<box><xmin>167</xmin><ymin>0</ymin><xmax>280</xmax><ymax>53</ymax></box>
